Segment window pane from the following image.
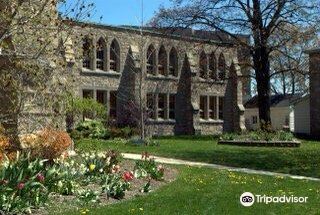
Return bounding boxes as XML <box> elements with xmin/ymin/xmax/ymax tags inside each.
<box><xmin>147</xmin><ymin>46</ymin><xmax>155</xmax><ymax>74</ymax></box>
<box><xmin>158</xmin><ymin>94</ymin><xmax>166</xmax><ymax>119</ymax></box>
<box><xmin>200</xmin><ymin>96</ymin><xmax>206</xmax><ymax>119</ymax></box>
<box><xmin>96</xmin><ymin>90</ymin><xmax>107</xmax><ymax>105</ymax></box>
<box><xmin>110</xmin><ymin>91</ymin><xmax>117</xmax><ymax>119</ymax></box>
<box><xmin>83</xmin><ymin>90</ymin><xmax>93</xmax><ymax>99</ymax></box>
<box><xmin>169</xmin><ymin>94</ymin><xmax>175</xmax><ymax>120</ymax></box>
<box><xmin>209</xmin><ymin>96</ymin><xmax>217</xmax><ymax>119</ymax></box>
<box><xmin>219</xmin><ymin>97</ymin><xmax>224</xmax><ymax>120</ymax></box>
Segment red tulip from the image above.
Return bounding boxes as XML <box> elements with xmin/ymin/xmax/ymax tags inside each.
<box><xmin>36</xmin><ymin>173</ymin><xmax>45</xmax><ymax>182</ymax></box>
<box><xmin>17</xmin><ymin>182</ymin><xmax>25</xmax><ymax>190</ymax></box>
<box><xmin>122</xmin><ymin>171</ymin><xmax>134</xmax><ymax>182</ymax></box>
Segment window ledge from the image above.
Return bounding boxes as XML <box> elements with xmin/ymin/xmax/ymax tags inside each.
<box><xmin>81</xmin><ymin>69</ymin><xmax>121</xmax><ymax>77</ymax></box>
<box><xmin>197</xmin><ymin>78</ymin><xmax>226</xmax><ymax>84</ymax></box>
<box><xmin>199</xmin><ymin>119</ymin><xmax>224</xmax><ymax>124</ymax></box>
<box><xmin>146</xmin><ymin>74</ymin><xmax>179</xmax><ymax>81</ymax></box>
<box><xmin>147</xmin><ymin>119</ymin><xmax>176</xmax><ymax>124</ymax></box>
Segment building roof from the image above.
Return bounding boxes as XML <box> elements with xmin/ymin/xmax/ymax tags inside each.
<box><xmin>244</xmin><ymin>94</ymin><xmax>303</xmax><ymax>109</ymax></box>
<box><xmin>66</xmin><ymin>20</ymin><xmax>249</xmax><ymax>46</ymax></box>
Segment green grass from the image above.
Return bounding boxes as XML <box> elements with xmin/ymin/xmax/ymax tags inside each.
<box><xmin>57</xmin><ymin>166</ymin><xmax>320</xmax><ymax>215</ymax></box>
<box><xmin>76</xmin><ymin>136</ymin><xmax>320</xmax><ymax>178</ymax></box>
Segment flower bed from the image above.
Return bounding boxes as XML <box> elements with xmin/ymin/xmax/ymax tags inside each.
<box><xmin>0</xmin><ymin>150</ymin><xmax>177</xmax><ymax>214</ymax></box>
<box><xmin>219</xmin><ymin>131</ymin><xmax>300</xmax><ymax>147</ymax></box>
<box><xmin>218</xmin><ymin>140</ymin><xmax>301</xmax><ymax>147</ymax></box>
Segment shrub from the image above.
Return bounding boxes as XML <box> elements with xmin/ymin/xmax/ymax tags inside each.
<box><xmin>66</xmin><ymin>96</ymin><xmax>107</xmax><ymax>121</ymax></box>
<box><xmin>109</xmin><ymin>126</ymin><xmax>138</xmax><ymax>139</ymax></box>
<box><xmin>37</xmin><ymin>128</ymin><xmax>72</xmax><ymax>160</ymax></box>
<box><xmin>75</xmin><ymin>120</ymin><xmax>110</xmax><ymax>139</ymax></box>
<box><xmin>127</xmin><ymin>136</ymin><xmax>160</xmax><ymax>146</ymax></box>
<box><xmin>220</xmin><ymin>130</ymin><xmax>294</xmax><ymax>142</ymax></box>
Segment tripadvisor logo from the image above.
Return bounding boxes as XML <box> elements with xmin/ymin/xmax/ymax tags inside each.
<box><xmin>240</xmin><ymin>192</ymin><xmax>308</xmax><ymax>207</ymax></box>
<box><xmin>240</xmin><ymin>192</ymin><xmax>255</xmax><ymax>207</ymax></box>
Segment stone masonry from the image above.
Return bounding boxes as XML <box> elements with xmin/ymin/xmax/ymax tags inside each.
<box><xmin>63</xmin><ymin>21</ymin><xmax>249</xmax><ymax>136</ymax></box>
<box><xmin>307</xmin><ymin>48</ymin><xmax>320</xmax><ymax>138</ymax></box>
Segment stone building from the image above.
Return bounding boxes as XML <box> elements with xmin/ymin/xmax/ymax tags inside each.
<box><xmin>63</xmin><ymin>21</ymin><xmax>250</xmax><ymax>136</ymax></box>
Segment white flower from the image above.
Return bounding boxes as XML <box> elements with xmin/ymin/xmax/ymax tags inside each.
<box><xmin>106</xmin><ymin>157</ymin><xmax>111</xmax><ymax>166</ymax></box>
<box><xmin>99</xmin><ymin>168</ymin><xmax>103</xmax><ymax>173</ymax></box>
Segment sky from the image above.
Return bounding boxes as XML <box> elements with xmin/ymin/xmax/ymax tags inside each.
<box><xmin>62</xmin><ymin>0</ymin><xmax>173</xmax><ymax>26</ymax></box>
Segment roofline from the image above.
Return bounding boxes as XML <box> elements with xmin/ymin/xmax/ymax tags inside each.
<box><xmin>64</xmin><ymin>20</ymin><xmax>238</xmax><ymax>47</ymax></box>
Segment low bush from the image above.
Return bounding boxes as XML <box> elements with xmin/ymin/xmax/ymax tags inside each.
<box><xmin>220</xmin><ymin>130</ymin><xmax>295</xmax><ymax>142</ymax></box>
<box><xmin>75</xmin><ymin>120</ymin><xmax>110</xmax><ymax>140</ymax></box>
<box><xmin>128</xmin><ymin>136</ymin><xmax>160</xmax><ymax>146</ymax></box>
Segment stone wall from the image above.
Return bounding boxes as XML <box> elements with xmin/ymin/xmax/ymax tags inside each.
<box><xmin>66</xmin><ymin>22</ymin><xmax>248</xmax><ymax>136</ymax></box>
<box><xmin>308</xmin><ymin>49</ymin><xmax>320</xmax><ymax>138</ymax></box>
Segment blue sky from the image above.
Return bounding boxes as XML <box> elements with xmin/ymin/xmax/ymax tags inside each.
<box><xmin>63</xmin><ymin>0</ymin><xmax>173</xmax><ymax>26</ymax></box>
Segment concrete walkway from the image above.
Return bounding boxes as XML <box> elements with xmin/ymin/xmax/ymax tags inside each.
<box><xmin>122</xmin><ymin>153</ymin><xmax>320</xmax><ymax>182</ymax></box>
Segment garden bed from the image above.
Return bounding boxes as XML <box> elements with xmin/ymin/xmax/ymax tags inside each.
<box><xmin>218</xmin><ymin>140</ymin><xmax>301</xmax><ymax>147</ymax></box>
<box><xmin>34</xmin><ymin>159</ymin><xmax>178</xmax><ymax>215</ymax></box>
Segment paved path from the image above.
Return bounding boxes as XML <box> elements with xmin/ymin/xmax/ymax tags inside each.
<box><xmin>122</xmin><ymin>153</ymin><xmax>320</xmax><ymax>182</ymax></box>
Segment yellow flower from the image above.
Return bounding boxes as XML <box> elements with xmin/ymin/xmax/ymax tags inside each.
<box><xmin>139</xmin><ymin>208</ymin><xmax>144</xmax><ymax>211</ymax></box>
<box><xmin>89</xmin><ymin>164</ymin><xmax>96</xmax><ymax>172</ymax></box>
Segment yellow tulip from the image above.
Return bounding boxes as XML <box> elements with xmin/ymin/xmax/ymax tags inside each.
<box><xmin>89</xmin><ymin>164</ymin><xmax>96</xmax><ymax>172</ymax></box>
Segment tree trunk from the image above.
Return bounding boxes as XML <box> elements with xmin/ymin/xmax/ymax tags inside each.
<box><xmin>253</xmin><ymin>46</ymin><xmax>272</xmax><ymax>130</ymax></box>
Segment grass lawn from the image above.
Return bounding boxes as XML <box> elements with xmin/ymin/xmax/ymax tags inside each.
<box><xmin>76</xmin><ymin>136</ymin><xmax>320</xmax><ymax>178</ymax></box>
<box><xmin>58</xmin><ymin>166</ymin><xmax>320</xmax><ymax>215</ymax></box>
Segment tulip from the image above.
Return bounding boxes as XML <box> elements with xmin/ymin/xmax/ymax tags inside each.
<box><xmin>89</xmin><ymin>164</ymin><xmax>96</xmax><ymax>172</ymax></box>
<box><xmin>36</xmin><ymin>173</ymin><xmax>45</xmax><ymax>182</ymax></box>
<box><xmin>17</xmin><ymin>182</ymin><xmax>25</xmax><ymax>190</ymax></box>
<box><xmin>123</xmin><ymin>171</ymin><xmax>134</xmax><ymax>181</ymax></box>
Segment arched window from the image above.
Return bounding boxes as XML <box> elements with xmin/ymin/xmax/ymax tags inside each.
<box><xmin>96</xmin><ymin>37</ymin><xmax>106</xmax><ymax>70</ymax></box>
<box><xmin>169</xmin><ymin>47</ymin><xmax>178</xmax><ymax>76</ymax></box>
<box><xmin>158</xmin><ymin>46</ymin><xmax>167</xmax><ymax>76</ymax></box>
<box><xmin>209</xmin><ymin>52</ymin><xmax>217</xmax><ymax>80</ymax></box>
<box><xmin>82</xmin><ymin>37</ymin><xmax>92</xmax><ymax>69</ymax></box>
<box><xmin>218</xmin><ymin>53</ymin><xmax>226</xmax><ymax>80</ymax></box>
<box><xmin>199</xmin><ymin>51</ymin><xmax>208</xmax><ymax>79</ymax></box>
<box><xmin>110</xmin><ymin>39</ymin><xmax>120</xmax><ymax>72</ymax></box>
<box><xmin>146</xmin><ymin>44</ymin><xmax>156</xmax><ymax>75</ymax></box>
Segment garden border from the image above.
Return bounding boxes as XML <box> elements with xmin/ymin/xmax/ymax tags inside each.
<box><xmin>218</xmin><ymin>140</ymin><xmax>301</xmax><ymax>147</ymax></box>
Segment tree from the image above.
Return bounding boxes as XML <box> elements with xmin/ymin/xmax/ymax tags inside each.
<box><xmin>150</xmin><ymin>0</ymin><xmax>319</xmax><ymax>130</ymax></box>
<box><xmin>0</xmin><ymin>0</ymin><xmax>95</xmax><ymax>148</ymax></box>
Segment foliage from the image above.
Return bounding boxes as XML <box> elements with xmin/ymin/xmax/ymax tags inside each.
<box><xmin>66</xmin><ymin>96</ymin><xmax>107</xmax><ymax>121</ymax></box>
<box><xmin>36</xmin><ymin>128</ymin><xmax>72</xmax><ymax>160</ymax></box>
<box><xmin>80</xmin><ymin>150</ymin><xmax>122</xmax><ymax>175</ymax></box>
<box><xmin>77</xmin><ymin>189</ymin><xmax>100</xmax><ymax>204</ymax></box>
<box><xmin>140</xmin><ymin>181</ymin><xmax>151</xmax><ymax>193</ymax></box>
<box><xmin>0</xmin><ymin>152</ymin><xmax>50</xmax><ymax>214</ymax></box>
<box><xmin>134</xmin><ymin>153</ymin><xmax>164</xmax><ymax>180</ymax></box>
<box><xmin>101</xmin><ymin>174</ymin><xmax>131</xmax><ymax>199</ymax></box>
<box><xmin>19</xmin><ymin>128</ymin><xmax>72</xmax><ymax>161</ymax></box>
<box><xmin>220</xmin><ymin>130</ymin><xmax>295</xmax><ymax>142</ymax></box>
<box><xmin>72</xmin><ymin>123</ymin><xmax>138</xmax><ymax>141</ymax></box>
<box><xmin>128</xmin><ymin>136</ymin><xmax>160</xmax><ymax>146</ymax></box>
<box><xmin>75</xmin><ymin>120</ymin><xmax>110</xmax><ymax>139</ymax></box>
<box><xmin>109</xmin><ymin>127</ymin><xmax>139</xmax><ymax>139</ymax></box>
